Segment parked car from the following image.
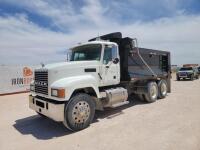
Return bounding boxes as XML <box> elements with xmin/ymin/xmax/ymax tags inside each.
<box><xmin>198</xmin><ymin>66</ymin><xmax>200</xmax><ymax>74</ymax></box>
<box><xmin>176</xmin><ymin>67</ymin><xmax>199</xmax><ymax>81</ymax></box>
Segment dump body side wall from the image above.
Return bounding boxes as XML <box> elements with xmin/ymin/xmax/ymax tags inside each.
<box><xmin>127</xmin><ymin>48</ymin><xmax>170</xmax><ymax>80</ymax></box>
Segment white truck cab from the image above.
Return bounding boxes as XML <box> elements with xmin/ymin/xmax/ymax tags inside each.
<box><xmin>29</xmin><ymin>41</ymin><xmax>124</xmax><ymax>130</ymax></box>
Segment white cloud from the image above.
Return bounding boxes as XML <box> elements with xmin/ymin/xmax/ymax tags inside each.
<box><xmin>0</xmin><ymin>0</ymin><xmax>200</xmax><ymax>65</ymax></box>
<box><xmin>1</xmin><ymin>0</ymin><xmax>114</xmax><ymax>30</ymax></box>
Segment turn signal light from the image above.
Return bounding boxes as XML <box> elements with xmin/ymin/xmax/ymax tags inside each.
<box><xmin>51</xmin><ymin>89</ymin><xmax>65</xmax><ymax>98</ymax></box>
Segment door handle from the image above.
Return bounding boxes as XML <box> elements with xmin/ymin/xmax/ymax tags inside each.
<box><xmin>106</xmin><ymin>66</ymin><xmax>109</xmax><ymax>68</ymax></box>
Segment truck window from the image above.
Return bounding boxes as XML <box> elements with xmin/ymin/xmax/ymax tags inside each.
<box><xmin>103</xmin><ymin>45</ymin><xmax>117</xmax><ymax>64</ymax></box>
<box><xmin>179</xmin><ymin>67</ymin><xmax>193</xmax><ymax>71</ymax></box>
<box><xmin>71</xmin><ymin>44</ymin><xmax>102</xmax><ymax>61</ymax></box>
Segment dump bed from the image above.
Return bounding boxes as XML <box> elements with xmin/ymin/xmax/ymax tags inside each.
<box><xmin>126</xmin><ymin>48</ymin><xmax>170</xmax><ymax>81</ymax></box>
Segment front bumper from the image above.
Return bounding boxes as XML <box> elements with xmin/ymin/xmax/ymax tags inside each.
<box><xmin>178</xmin><ymin>73</ymin><xmax>192</xmax><ymax>78</ymax></box>
<box><xmin>29</xmin><ymin>95</ymin><xmax>65</xmax><ymax>122</ymax></box>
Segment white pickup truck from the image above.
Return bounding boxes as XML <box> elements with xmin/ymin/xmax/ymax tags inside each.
<box><xmin>29</xmin><ymin>32</ymin><xmax>171</xmax><ymax>131</ymax></box>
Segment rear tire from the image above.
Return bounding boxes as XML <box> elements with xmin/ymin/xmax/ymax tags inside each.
<box><xmin>157</xmin><ymin>80</ymin><xmax>168</xmax><ymax>99</ymax></box>
<box><xmin>63</xmin><ymin>93</ymin><xmax>95</xmax><ymax>131</ymax></box>
<box><xmin>177</xmin><ymin>76</ymin><xmax>180</xmax><ymax>81</ymax></box>
<box><xmin>138</xmin><ymin>94</ymin><xmax>145</xmax><ymax>101</ymax></box>
<box><xmin>144</xmin><ymin>82</ymin><xmax>158</xmax><ymax>103</ymax></box>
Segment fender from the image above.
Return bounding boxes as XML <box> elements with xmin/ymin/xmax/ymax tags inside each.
<box><xmin>50</xmin><ymin>74</ymin><xmax>100</xmax><ymax>100</ymax></box>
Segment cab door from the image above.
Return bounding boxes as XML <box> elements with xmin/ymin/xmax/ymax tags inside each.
<box><xmin>101</xmin><ymin>44</ymin><xmax>120</xmax><ymax>86</ymax></box>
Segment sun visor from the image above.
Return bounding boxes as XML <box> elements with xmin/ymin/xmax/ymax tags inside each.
<box><xmin>88</xmin><ymin>32</ymin><xmax>122</xmax><ymax>41</ymax></box>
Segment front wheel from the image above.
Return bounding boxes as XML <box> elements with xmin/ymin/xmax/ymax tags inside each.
<box><xmin>190</xmin><ymin>74</ymin><xmax>194</xmax><ymax>81</ymax></box>
<box><xmin>63</xmin><ymin>93</ymin><xmax>95</xmax><ymax>131</ymax></box>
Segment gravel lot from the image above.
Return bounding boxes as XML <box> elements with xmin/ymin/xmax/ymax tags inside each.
<box><xmin>0</xmin><ymin>75</ymin><xmax>200</xmax><ymax>150</ymax></box>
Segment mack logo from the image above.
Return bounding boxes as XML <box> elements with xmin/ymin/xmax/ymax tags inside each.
<box><xmin>35</xmin><ymin>81</ymin><xmax>48</xmax><ymax>87</ymax></box>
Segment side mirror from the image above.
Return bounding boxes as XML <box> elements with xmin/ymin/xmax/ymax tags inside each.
<box><xmin>113</xmin><ymin>58</ymin><xmax>119</xmax><ymax>64</ymax></box>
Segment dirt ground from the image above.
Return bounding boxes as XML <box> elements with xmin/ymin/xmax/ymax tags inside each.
<box><xmin>0</xmin><ymin>75</ymin><xmax>200</xmax><ymax>150</ymax></box>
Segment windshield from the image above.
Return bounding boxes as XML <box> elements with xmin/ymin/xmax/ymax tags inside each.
<box><xmin>179</xmin><ymin>67</ymin><xmax>193</xmax><ymax>71</ymax></box>
<box><xmin>70</xmin><ymin>44</ymin><xmax>102</xmax><ymax>61</ymax></box>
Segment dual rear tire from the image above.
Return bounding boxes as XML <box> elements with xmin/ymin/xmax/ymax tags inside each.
<box><xmin>140</xmin><ymin>80</ymin><xmax>168</xmax><ymax>103</ymax></box>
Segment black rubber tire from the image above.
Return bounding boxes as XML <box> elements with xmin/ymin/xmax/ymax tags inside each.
<box><xmin>176</xmin><ymin>76</ymin><xmax>180</xmax><ymax>81</ymax></box>
<box><xmin>144</xmin><ymin>82</ymin><xmax>158</xmax><ymax>103</ymax></box>
<box><xmin>157</xmin><ymin>80</ymin><xmax>168</xmax><ymax>99</ymax></box>
<box><xmin>191</xmin><ymin>74</ymin><xmax>194</xmax><ymax>81</ymax></box>
<box><xmin>63</xmin><ymin>93</ymin><xmax>95</xmax><ymax>131</ymax></box>
<box><xmin>138</xmin><ymin>94</ymin><xmax>145</xmax><ymax>101</ymax></box>
<box><xmin>196</xmin><ymin>75</ymin><xmax>199</xmax><ymax>79</ymax></box>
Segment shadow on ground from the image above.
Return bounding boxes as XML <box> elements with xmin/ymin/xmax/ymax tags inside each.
<box><xmin>13</xmin><ymin>115</ymin><xmax>73</xmax><ymax>140</ymax></box>
<box><xmin>94</xmin><ymin>96</ymin><xmax>147</xmax><ymax>121</ymax></box>
<box><xmin>13</xmin><ymin>96</ymin><xmax>146</xmax><ymax>140</ymax></box>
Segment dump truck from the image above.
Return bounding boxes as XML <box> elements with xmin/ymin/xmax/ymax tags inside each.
<box><xmin>29</xmin><ymin>32</ymin><xmax>171</xmax><ymax>131</ymax></box>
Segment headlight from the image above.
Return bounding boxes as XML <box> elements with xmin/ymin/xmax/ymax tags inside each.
<box><xmin>30</xmin><ymin>84</ymin><xmax>34</xmax><ymax>91</ymax></box>
<box><xmin>51</xmin><ymin>89</ymin><xmax>58</xmax><ymax>96</ymax></box>
<box><xmin>51</xmin><ymin>88</ymin><xmax>65</xmax><ymax>98</ymax></box>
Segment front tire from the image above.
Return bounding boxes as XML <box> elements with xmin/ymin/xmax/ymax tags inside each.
<box><xmin>63</xmin><ymin>93</ymin><xmax>95</xmax><ymax>131</ymax></box>
<box><xmin>144</xmin><ymin>82</ymin><xmax>158</xmax><ymax>103</ymax></box>
<box><xmin>177</xmin><ymin>76</ymin><xmax>180</xmax><ymax>81</ymax></box>
<box><xmin>191</xmin><ymin>74</ymin><xmax>194</xmax><ymax>81</ymax></box>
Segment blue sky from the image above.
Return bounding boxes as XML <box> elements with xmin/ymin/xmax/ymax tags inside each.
<box><xmin>0</xmin><ymin>0</ymin><xmax>200</xmax><ymax>65</ymax></box>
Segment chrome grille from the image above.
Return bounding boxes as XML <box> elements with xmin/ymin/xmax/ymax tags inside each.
<box><xmin>34</xmin><ymin>70</ymin><xmax>48</xmax><ymax>95</ymax></box>
<box><xmin>179</xmin><ymin>72</ymin><xmax>187</xmax><ymax>76</ymax></box>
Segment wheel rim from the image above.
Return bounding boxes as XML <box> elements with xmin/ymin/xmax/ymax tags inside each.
<box><xmin>72</xmin><ymin>101</ymin><xmax>90</xmax><ymax>124</ymax></box>
<box><xmin>150</xmin><ymin>85</ymin><xmax>157</xmax><ymax>99</ymax></box>
<box><xmin>161</xmin><ymin>83</ymin><xmax>167</xmax><ymax>96</ymax></box>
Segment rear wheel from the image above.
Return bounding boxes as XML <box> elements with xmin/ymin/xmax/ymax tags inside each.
<box><xmin>176</xmin><ymin>76</ymin><xmax>180</xmax><ymax>81</ymax></box>
<box><xmin>138</xmin><ymin>94</ymin><xmax>145</xmax><ymax>101</ymax></box>
<box><xmin>144</xmin><ymin>82</ymin><xmax>158</xmax><ymax>103</ymax></box>
<box><xmin>157</xmin><ymin>80</ymin><xmax>168</xmax><ymax>99</ymax></box>
<box><xmin>63</xmin><ymin>93</ymin><xmax>95</xmax><ymax>131</ymax></box>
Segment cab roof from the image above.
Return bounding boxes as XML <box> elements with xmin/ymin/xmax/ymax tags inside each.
<box><xmin>70</xmin><ymin>40</ymin><xmax>118</xmax><ymax>50</ymax></box>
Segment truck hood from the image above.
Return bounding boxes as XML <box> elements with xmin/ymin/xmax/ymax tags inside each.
<box><xmin>36</xmin><ymin>61</ymin><xmax>100</xmax><ymax>89</ymax></box>
<box><xmin>43</xmin><ymin>61</ymin><xmax>100</xmax><ymax>71</ymax></box>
